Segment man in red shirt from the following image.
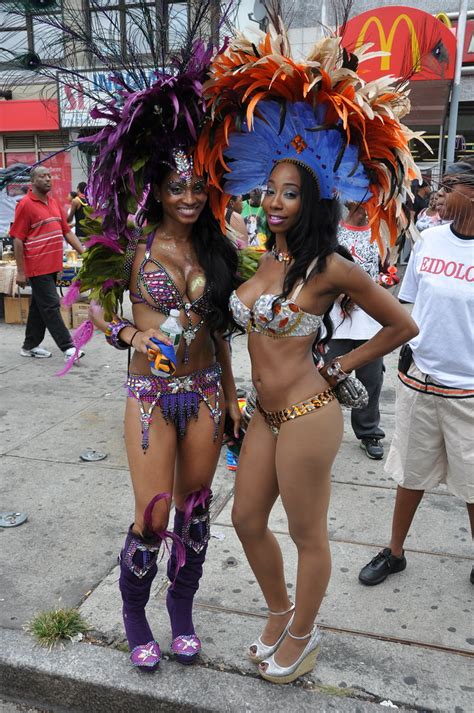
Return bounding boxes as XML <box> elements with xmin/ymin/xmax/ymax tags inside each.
<box><xmin>11</xmin><ymin>166</ymin><xmax>85</xmax><ymax>361</ymax></box>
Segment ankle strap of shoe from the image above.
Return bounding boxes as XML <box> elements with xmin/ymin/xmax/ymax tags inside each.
<box><xmin>268</xmin><ymin>603</ymin><xmax>295</xmax><ymax>616</ymax></box>
<box><xmin>287</xmin><ymin>626</ymin><xmax>313</xmax><ymax>640</ymax></box>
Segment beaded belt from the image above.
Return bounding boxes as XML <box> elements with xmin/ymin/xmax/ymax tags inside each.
<box><xmin>256</xmin><ymin>388</ymin><xmax>336</xmax><ymax>435</ymax></box>
<box><xmin>127</xmin><ymin>363</ymin><xmax>222</xmax><ymax>451</ymax></box>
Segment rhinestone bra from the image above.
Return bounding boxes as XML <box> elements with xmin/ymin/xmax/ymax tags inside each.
<box><xmin>130</xmin><ymin>231</ymin><xmax>212</xmax><ymax>319</ymax></box>
<box><xmin>229</xmin><ymin>291</ymin><xmax>323</xmax><ymax>338</ymax></box>
<box><xmin>126</xmin><ymin>230</ymin><xmax>212</xmax><ymax>362</ymax></box>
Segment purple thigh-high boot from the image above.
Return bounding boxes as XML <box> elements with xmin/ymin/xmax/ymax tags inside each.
<box><xmin>166</xmin><ymin>487</ymin><xmax>212</xmax><ymax>664</ymax></box>
<box><xmin>119</xmin><ymin>492</ymin><xmax>173</xmax><ymax>670</ymax></box>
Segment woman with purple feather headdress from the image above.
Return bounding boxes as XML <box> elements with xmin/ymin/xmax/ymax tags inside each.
<box><xmin>0</xmin><ymin>0</ymin><xmax>243</xmax><ymax>671</ymax></box>
<box><xmin>81</xmin><ymin>49</ymin><xmax>242</xmax><ymax>670</ymax></box>
<box><xmin>85</xmin><ymin>60</ymin><xmax>243</xmax><ymax>672</ymax></box>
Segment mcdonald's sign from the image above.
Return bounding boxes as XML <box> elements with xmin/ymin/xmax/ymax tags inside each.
<box><xmin>342</xmin><ymin>7</ymin><xmax>456</xmax><ymax>83</ymax></box>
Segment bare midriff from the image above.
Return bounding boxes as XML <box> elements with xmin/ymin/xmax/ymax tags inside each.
<box><xmin>128</xmin><ymin>301</ymin><xmax>216</xmax><ymax>377</ymax></box>
<box><xmin>248</xmin><ymin>332</ymin><xmax>331</xmax><ymax>411</ymax></box>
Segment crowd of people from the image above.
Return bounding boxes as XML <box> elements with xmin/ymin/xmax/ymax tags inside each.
<box><xmin>5</xmin><ymin>16</ymin><xmax>473</xmax><ymax>689</ymax></box>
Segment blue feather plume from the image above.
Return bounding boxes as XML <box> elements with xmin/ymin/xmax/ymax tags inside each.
<box><xmin>223</xmin><ymin>101</ymin><xmax>369</xmax><ymax>202</ymax></box>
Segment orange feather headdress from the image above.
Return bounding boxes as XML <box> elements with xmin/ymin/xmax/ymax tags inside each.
<box><xmin>196</xmin><ymin>24</ymin><xmax>424</xmax><ymax>256</ymax></box>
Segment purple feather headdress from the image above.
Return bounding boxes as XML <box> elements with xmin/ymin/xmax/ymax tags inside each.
<box><xmin>84</xmin><ymin>41</ymin><xmax>213</xmax><ymax>242</ymax></box>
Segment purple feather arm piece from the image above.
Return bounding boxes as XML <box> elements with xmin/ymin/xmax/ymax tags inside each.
<box><xmin>56</xmin><ymin>319</ymin><xmax>95</xmax><ymax>377</ymax></box>
<box><xmin>61</xmin><ymin>279</ymin><xmax>81</xmax><ymax>308</ymax></box>
<box><xmin>102</xmin><ymin>278</ymin><xmax>125</xmax><ymax>291</ymax></box>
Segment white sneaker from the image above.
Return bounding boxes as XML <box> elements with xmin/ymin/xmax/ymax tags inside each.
<box><xmin>64</xmin><ymin>347</ymin><xmax>85</xmax><ymax>363</ymax></box>
<box><xmin>20</xmin><ymin>347</ymin><xmax>52</xmax><ymax>358</ymax></box>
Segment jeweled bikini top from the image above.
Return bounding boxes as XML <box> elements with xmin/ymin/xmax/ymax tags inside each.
<box><xmin>230</xmin><ymin>259</ymin><xmax>323</xmax><ymax>339</ymax></box>
<box><xmin>127</xmin><ymin>230</ymin><xmax>212</xmax><ymax>362</ymax></box>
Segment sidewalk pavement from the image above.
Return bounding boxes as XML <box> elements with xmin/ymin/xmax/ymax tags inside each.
<box><xmin>0</xmin><ymin>316</ymin><xmax>472</xmax><ymax>712</ymax></box>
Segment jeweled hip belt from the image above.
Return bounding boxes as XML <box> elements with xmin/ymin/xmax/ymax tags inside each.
<box><xmin>256</xmin><ymin>388</ymin><xmax>336</xmax><ymax>435</ymax></box>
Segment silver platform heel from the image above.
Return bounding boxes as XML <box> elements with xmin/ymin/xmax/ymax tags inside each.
<box><xmin>259</xmin><ymin>625</ymin><xmax>321</xmax><ymax>684</ymax></box>
<box><xmin>247</xmin><ymin>603</ymin><xmax>295</xmax><ymax>664</ymax></box>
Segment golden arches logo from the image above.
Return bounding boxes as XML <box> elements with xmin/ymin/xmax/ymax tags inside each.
<box><xmin>355</xmin><ymin>14</ymin><xmax>421</xmax><ymax>72</ymax></box>
<box><xmin>435</xmin><ymin>13</ymin><xmax>452</xmax><ymax>28</ymax></box>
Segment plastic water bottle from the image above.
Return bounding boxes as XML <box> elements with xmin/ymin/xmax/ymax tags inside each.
<box><xmin>161</xmin><ymin>309</ymin><xmax>183</xmax><ymax>348</ymax></box>
<box><xmin>149</xmin><ymin>309</ymin><xmax>183</xmax><ymax>377</ymax></box>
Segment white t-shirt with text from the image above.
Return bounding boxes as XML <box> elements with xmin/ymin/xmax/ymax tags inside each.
<box><xmin>399</xmin><ymin>223</ymin><xmax>474</xmax><ymax>389</ymax></box>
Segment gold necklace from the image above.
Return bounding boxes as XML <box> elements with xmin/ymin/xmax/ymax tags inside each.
<box><xmin>271</xmin><ymin>245</ymin><xmax>292</xmax><ymax>263</ymax></box>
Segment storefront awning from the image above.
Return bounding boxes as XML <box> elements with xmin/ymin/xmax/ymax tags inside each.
<box><xmin>0</xmin><ymin>99</ymin><xmax>60</xmax><ymax>132</ymax></box>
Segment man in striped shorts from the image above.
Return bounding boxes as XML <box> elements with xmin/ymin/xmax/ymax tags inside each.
<box><xmin>11</xmin><ymin>167</ymin><xmax>85</xmax><ymax>361</ymax></box>
<box><xmin>358</xmin><ymin>160</ymin><xmax>474</xmax><ymax>586</ymax></box>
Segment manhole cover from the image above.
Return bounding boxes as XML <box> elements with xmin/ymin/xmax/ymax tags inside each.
<box><xmin>0</xmin><ymin>512</ymin><xmax>28</xmax><ymax>528</ymax></box>
<box><xmin>80</xmin><ymin>449</ymin><xmax>108</xmax><ymax>462</ymax></box>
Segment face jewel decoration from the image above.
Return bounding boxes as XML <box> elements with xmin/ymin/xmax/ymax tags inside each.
<box><xmin>172</xmin><ymin>149</ymin><xmax>194</xmax><ymax>187</ymax></box>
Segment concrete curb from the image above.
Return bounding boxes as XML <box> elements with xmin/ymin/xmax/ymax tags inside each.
<box><xmin>0</xmin><ymin>630</ymin><xmax>385</xmax><ymax>712</ymax></box>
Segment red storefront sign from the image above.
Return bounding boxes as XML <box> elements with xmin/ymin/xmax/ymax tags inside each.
<box><xmin>2</xmin><ymin>100</ymin><xmax>71</xmax><ymax>213</ymax></box>
<box><xmin>0</xmin><ymin>99</ymin><xmax>60</xmax><ymax>132</ymax></box>
<box><xmin>342</xmin><ymin>7</ymin><xmax>457</xmax><ymax>82</ymax></box>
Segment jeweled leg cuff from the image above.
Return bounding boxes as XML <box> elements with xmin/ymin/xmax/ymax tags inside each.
<box><xmin>182</xmin><ymin>486</ymin><xmax>212</xmax><ymax>553</ymax></box>
<box><xmin>166</xmin><ymin>487</ymin><xmax>212</xmax><ymax>664</ymax></box>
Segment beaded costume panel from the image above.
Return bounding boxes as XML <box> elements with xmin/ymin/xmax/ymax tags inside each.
<box><xmin>127</xmin><ymin>364</ymin><xmax>222</xmax><ymax>451</ymax></box>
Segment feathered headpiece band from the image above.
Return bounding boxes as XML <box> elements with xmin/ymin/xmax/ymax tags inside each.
<box><xmin>64</xmin><ymin>43</ymin><xmax>212</xmax><ymax>326</ymax></box>
<box><xmin>222</xmin><ymin>100</ymin><xmax>369</xmax><ymax>202</ymax></box>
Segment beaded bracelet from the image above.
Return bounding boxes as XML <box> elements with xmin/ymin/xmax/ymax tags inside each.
<box><xmin>105</xmin><ymin>318</ymin><xmax>134</xmax><ymax>350</ymax></box>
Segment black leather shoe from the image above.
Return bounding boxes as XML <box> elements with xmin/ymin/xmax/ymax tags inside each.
<box><xmin>360</xmin><ymin>438</ymin><xmax>384</xmax><ymax>460</ymax></box>
<box><xmin>359</xmin><ymin>548</ymin><xmax>406</xmax><ymax>586</ymax></box>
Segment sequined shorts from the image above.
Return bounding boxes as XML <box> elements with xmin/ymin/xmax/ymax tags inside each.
<box><xmin>256</xmin><ymin>388</ymin><xmax>336</xmax><ymax>436</ymax></box>
<box><xmin>127</xmin><ymin>363</ymin><xmax>222</xmax><ymax>452</ymax></box>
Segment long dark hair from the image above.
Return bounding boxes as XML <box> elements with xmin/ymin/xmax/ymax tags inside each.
<box><xmin>266</xmin><ymin>162</ymin><xmax>351</xmax><ymax>345</ymax></box>
<box><xmin>137</xmin><ymin>167</ymin><xmax>239</xmax><ymax>336</ymax></box>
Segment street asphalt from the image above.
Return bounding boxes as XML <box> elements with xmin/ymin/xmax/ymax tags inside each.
<box><xmin>0</xmin><ymin>303</ymin><xmax>472</xmax><ymax>712</ymax></box>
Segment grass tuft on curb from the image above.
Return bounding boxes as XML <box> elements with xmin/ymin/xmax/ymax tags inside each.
<box><xmin>114</xmin><ymin>642</ymin><xmax>130</xmax><ymax>653</ymax></box>
<box><xmin>26</xmin><ymin>607</ymin><xmax>89</xmax><ymax>649</ymax></box>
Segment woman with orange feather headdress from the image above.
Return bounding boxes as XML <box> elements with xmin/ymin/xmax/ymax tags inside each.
<box><xmin>196</xmin><ymin>17</ymin><xmax>423</xmax><ymax>256</ymax></box>
<box><xmin>196</xmin><ymin>12</ymin><xmax>420</xmax><ymax>684</ymax></box>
